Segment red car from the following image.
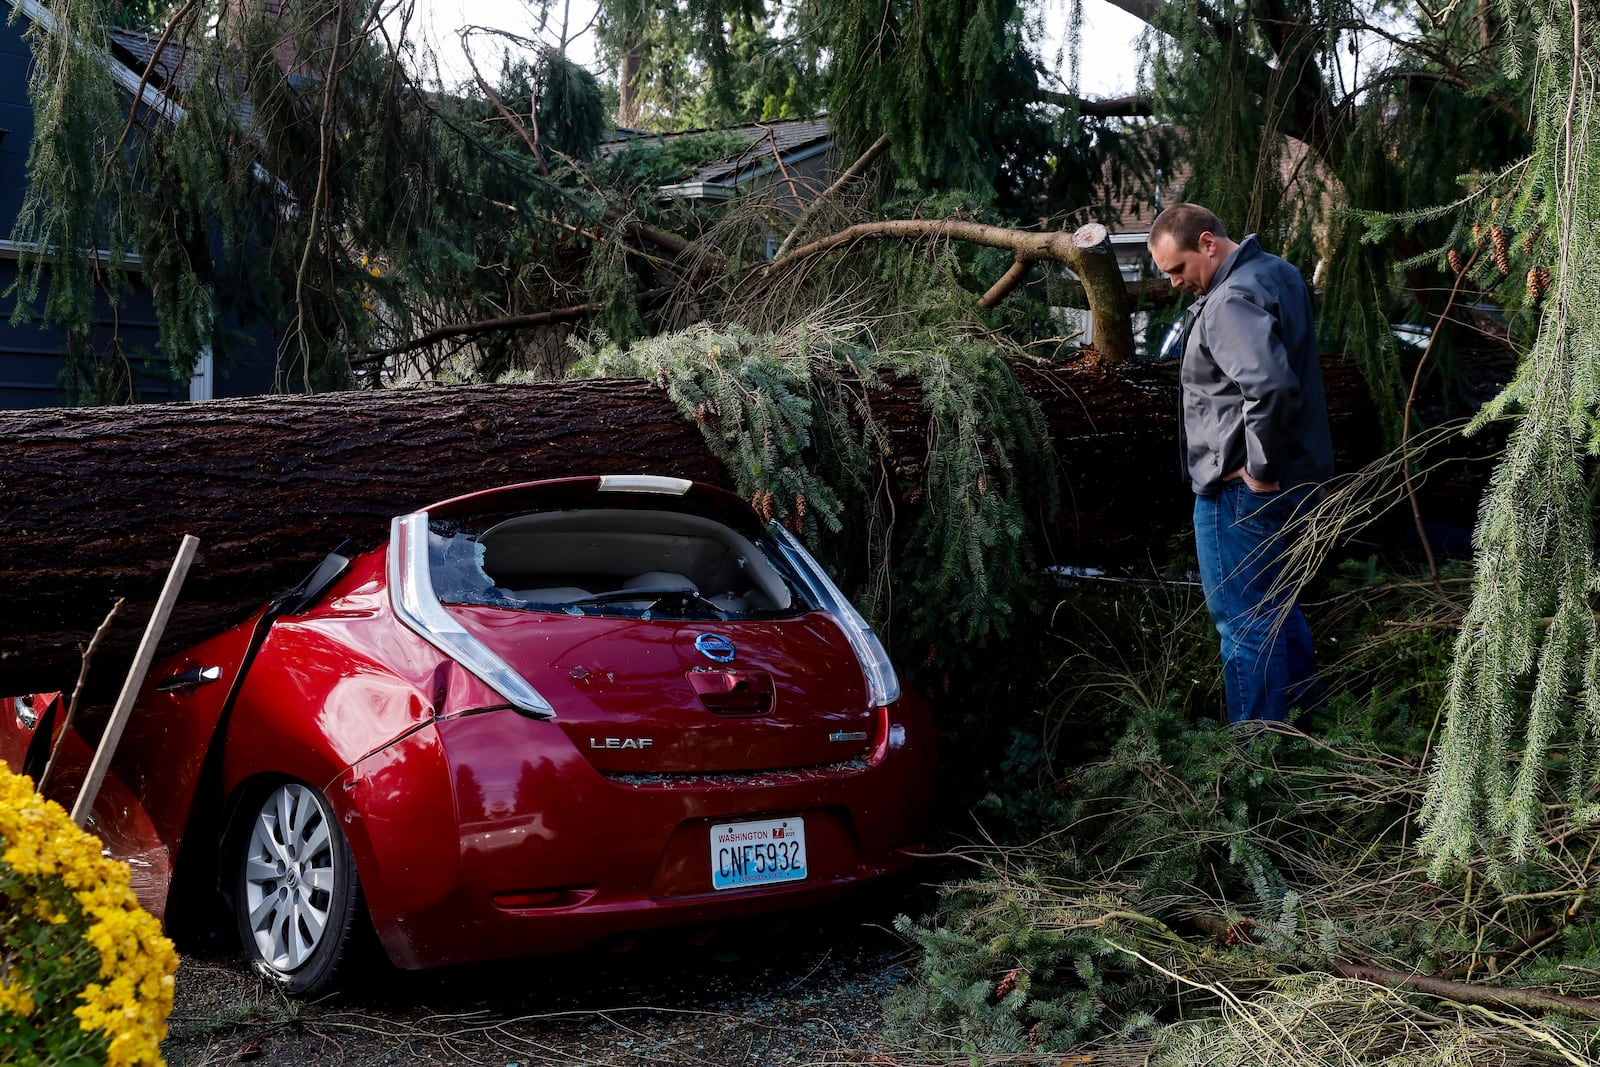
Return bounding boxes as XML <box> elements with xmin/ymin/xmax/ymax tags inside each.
<box><xmin>3</xmin><ymin>476</ymin><xmax>935</xmax><ymax>992</ymax></box>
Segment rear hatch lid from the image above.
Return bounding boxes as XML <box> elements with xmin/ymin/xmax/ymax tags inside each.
<box><xmin>447</xmin><ymin>606</ymin><xmax>876</xmax><ymax>773</ymax></box>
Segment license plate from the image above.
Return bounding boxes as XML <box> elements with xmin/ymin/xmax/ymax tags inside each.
<box><xmin>709</xmin><ymin>817</ymin><xmax>807</xmax><ymax>890</ymax></box>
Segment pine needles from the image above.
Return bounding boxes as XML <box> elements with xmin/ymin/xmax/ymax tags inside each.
<box><xmin>890</xmin><ymin>700</ymin><xmax>1600</xmax><ymax>1063</ymax></box>
<box><xmin>888</xmin><ymin>576</ymin><xmax>1600</xmax><ymax>1064</ymax></box>
<box><xmin>1418</xmin><ymin>2</ymin><xmax>1600</xmax><ymax>875</ymax></box>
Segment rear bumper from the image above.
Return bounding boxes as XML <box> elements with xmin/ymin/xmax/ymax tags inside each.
<box><xmin>339</xmin><ymin>698</ymin><xmax>935</xmax><ymax>970</ymax></box>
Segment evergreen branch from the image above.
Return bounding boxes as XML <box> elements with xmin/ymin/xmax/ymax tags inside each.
<box><xmin>468</xmin><ymin>52</ymin><xmax>546</xmax><ymax>175</ymax></box>
<box><xmin>761</xmin><ymin>126</ymin><xmax>808</xmax><ymax>219</ymax></box>
<box><xmin>422</xmin><ymin>101</ymin><xmax>707</xmax><ymax>273</ymax></box>
<box><xmin>1328</xmin><ymin>961</ymin><xmax>1600</xmax><ymax>1021</ymax></box>
<box><xmin>1458</xmin><ymin>1005</ymin><xmax>1596</xmax><ymax>1067</ymax></box>
<box><xmin>1349</xmin><ymin>68</ymin><xmax>1529</xmax><ymax>134</ymax></box>
<box><xmin>1420</xmin><ymin>2</ymin><xmax>1600</xmax><ymax>874</ymax></box>
<box><xmin>1104</xmin><ymin>0</ymin><xmax>1348</xmax><ymax>169</ymax></box>
<box><xmin>603</xmin><ymin>209</ymin><xmax>717</xmax><ymax>266</ymax></box>
<box><xmin>977</xmin><ymin>258</ymin><xmax>1031</xmax><ymax>310</ymax></box>
<box><xmin>764</xmin><ymin>219</ymin><xmax>1134</xmax><ymax>363</ymax></box>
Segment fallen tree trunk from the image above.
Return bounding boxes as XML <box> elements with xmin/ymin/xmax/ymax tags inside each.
<box><xmin>0</xmin><ymin>358</ymin><xmax>1493</xmax><ymax>695</ymax></box>
<box><xmin>0</xmin><ymin>380</ymin><xmax>727</xmax><ymax>695</ymax></box>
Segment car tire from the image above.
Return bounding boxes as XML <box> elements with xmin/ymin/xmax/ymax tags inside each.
<box><xmin>233</xmin><ymin>781</ymin><xmax>365</xmax><ymax>994</ymax></box>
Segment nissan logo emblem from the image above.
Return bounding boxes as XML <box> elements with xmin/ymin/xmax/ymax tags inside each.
<box><xmin>695</xmin><ymin>633</ymin><xmax>737</xmax><ymax>662</ymax></box>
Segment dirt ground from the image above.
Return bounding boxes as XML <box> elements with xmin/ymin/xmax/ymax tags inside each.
<box><xmin>161</xmin><ymin>883</ymin><xmax>933</xmax><ymax>1067</ymax></box>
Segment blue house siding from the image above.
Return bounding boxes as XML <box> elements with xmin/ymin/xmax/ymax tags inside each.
<box><xmin>0</xmin><ymin>1</ymin><xmax>283</xmax><ymax>409</ymax></box>
<box><xmin>1</xmin><ymin>260</ymin><xmax>191</xmax><ymax>407</ymax></box>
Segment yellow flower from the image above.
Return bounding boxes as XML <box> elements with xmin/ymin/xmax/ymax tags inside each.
<box><xmin>0</xmin><ymin>766</ymin><xmax>176</xmax><ymax>1065</ymax></box>
<box><xmin>0</xmin><ymin>982</ymin><xmax>34</xmax><ymax>1017</ymax></box>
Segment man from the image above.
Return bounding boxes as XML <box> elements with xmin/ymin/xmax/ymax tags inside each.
<box><xmin>1147</xmin><ymin>203</ymin><xmax>1333</xmax><ymax>726</ymax></box>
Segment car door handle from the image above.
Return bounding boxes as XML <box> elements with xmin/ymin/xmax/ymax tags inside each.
<box><xmin>155</xmin><ymin>665</ymin><xmax>223</xmax><ymax>691</ymax></box>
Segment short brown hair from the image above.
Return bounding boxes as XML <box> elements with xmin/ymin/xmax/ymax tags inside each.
<box><xmin>1148</xmin><ymin>203</ymin><xmax>1229</xmax><ymax>251</ymax></box>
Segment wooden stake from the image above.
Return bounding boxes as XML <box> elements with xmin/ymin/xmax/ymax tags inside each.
<box><xmin>70</xmin><ymin>535</ymin><xmax>199</xmax><ymax>828</ymax></box>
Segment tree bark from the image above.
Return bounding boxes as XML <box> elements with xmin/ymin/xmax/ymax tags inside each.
<box><xmin>617</xmin><ymin>30</ymin><xmax>644</xmax><ymax>128</ymax></box>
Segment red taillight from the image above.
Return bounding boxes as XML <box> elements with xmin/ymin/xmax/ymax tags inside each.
<box><xmin>868</xmin><ymin>705</ymin><xmax>892</xmax><ymax>762</ymax></box>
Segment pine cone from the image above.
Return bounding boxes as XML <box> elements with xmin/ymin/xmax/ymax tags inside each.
<box><xmin>1522</xmin><ymin>224</ymin><xmax>1542</xmax><ymax>255</ymax></box>
<box><xmin>1471</xmin><ymin>222</ymin><xmax>1483</xmax><ymax>247</ymax></box>
<box><xmin>1528</xmin><ymin>266</ymin><xmax>1552</xmax><ymax>302</ymax></box>
<box><xmin>1491</xmin><ymin>226</ymin><xmax>1510</xmax><ymax>275</ymax></box>
<box><xmin>994</xmin><ymin>968</ymin><xmax>1021</xmax><ymax>1000</ymax></box>
<box><xmin>1222</xmin><ymin>918</ymin><xmax>1257</xmax><ymax>946</ymax></box>
<box><xmin>1447</xmin><ymin>249</ymin><xmax>1465</xmax><ymax>276</ymax></box>
<box><xmin>794</xmin><ymin>492</ymin><xmax>806</xmax><ymax>525</ymax></box>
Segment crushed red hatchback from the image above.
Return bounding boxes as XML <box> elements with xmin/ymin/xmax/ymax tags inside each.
<box><xmin>4</xmin><ymin>475</ymin><xmax>935</xmax><ymax>992</ymax></box>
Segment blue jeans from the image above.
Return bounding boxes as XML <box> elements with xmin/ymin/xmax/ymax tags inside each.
<box><xmin>1193</xmin><ymin>483</ymin><xmax>1316</xmax><ymax>725</ymax></box>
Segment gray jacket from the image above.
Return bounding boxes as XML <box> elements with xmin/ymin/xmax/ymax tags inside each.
<box><xmin>1179</xmin><ymin>235</ymin><xmax>1333</xmax><ymax>495</ymax></box>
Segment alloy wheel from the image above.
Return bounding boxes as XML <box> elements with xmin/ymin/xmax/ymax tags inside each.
<box><xmin>240</xmin><ymin>783</ymin><xmax>338</xmax><ymax>973</ymax></box>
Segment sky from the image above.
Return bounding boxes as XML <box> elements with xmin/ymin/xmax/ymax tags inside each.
<box><xmin>406</xmin><ymin>0</ymin><xmax>1148</xmax><ymax>100</ymax></box>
